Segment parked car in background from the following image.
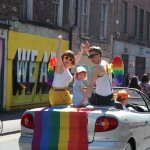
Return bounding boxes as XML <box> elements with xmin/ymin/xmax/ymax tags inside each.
<box><xmin>19</xmin><ymin>87</ymin><xmax>150</xmax><ymax>150</ymax></box>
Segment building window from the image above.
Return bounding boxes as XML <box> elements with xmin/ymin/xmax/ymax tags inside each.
<box><xmin>122</xmin><ymin>2</ymin><xmax>127</xmax><ymax>34</ymax></box>
<box><xmin>81</xmin><ymin>0</ymin><xmax>90</xmax><ymax>36</ymax></box>
<box><xmin>53</xmin><ymin>0</ymin><xmax>63</xmax><ymax>27</ymax></box>
<box><xmin>122</xmin><ymin>54</ymin><xmax>128</xmax><ymax>75</ymax></box>
<box><xmin>100</xmin><ymin>2</ymin><xmax>108</xmax><ymax>40</ymax></box>
<box><xmin>21</xmin><ymin>0</ymin><xmax>33</xmax><ymax>20</ymax></box>
<box><xmin>145</xmin><ymin>12</ymin><xmax>150</xmax><ymax>41</ymax></box>
<box><xmin>132</xmin><ymin>6</ymin><xmax>137</xmax><ymax>37</ymax></box>
<box><xmin>139</xmin><ymin>9</ymin><xmax>144</xmax><ymax>41</ymax></box>
<box><xmin>135</xmin><ymin>57</ymin><xmax>145</xmax><ymax>78</ymax></box>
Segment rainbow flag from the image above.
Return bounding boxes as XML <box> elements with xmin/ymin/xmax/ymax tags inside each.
<box><xmin>47</xmin><ymin>57</ymin><xmax>57</xmax><ymax>86</ymax></box>
<box><xmin>32</xmin><ymin>107</ymin><xmax>93</xmax><ymax>150</ymax></box>
<box><xmin>111</xmin><ymin>56</ymin><xmax>124</xmax><ymax>85</ymax></box>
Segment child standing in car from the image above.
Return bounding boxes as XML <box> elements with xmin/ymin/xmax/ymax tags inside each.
<box><xmin>72</xmin><ymin>66</ymin><xmax>88</xmax><ymax>107</ymax></box>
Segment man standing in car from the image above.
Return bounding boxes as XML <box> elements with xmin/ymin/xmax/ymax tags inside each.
<box><xmin>83</xmin><ymin>46</ymin><xmax>114</xmax><ymax>106</ymax></box>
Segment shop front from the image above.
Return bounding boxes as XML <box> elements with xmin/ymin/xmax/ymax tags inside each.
<box><xmin>6</xmin><ymin>31</ymin><xmax>69</xmax><ymax>111</ymax></box>
<box><xmin>113</xmin><ymin>40</ymin><xmax>150</xmax><ymax>79</ymax></box>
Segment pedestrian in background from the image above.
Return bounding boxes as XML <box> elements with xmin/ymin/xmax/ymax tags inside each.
<box><xmin>135</xmin><ymin>73</ymin><xmax>141</xmax><ymax>84</ymax></box>
<box><xmin>128</xmin><ymin>76</ymin><xmax>141</xmax><ymax>90</ymax></box>
<box><xmin>140</xmin><ymin>74</ymin><xmax>150</xmax><ymax>98</ymax></box>
<box><xmin>125</xmin><ymin>74</ymin><xmax>131</xmax><ymax>87</ymax></box>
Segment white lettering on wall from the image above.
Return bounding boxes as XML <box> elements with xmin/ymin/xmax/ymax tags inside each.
<box><xmin>16</xmin><ymin>48</ymin><xmax>56</xmax><ymax>83</ymax></box>
<box><xmin>29</xmin><ymin>62</ymin><xmax>35</xmax><ymax>82</ymax></box>
<box><xmin>17</xmin><ymin>61</ymin><xmax>27</xmax><ymax>83</ymax></box>
<box><xmin>31</xmin><ymin>50</ymin><xmax>38</xmax><ymax>62</ymax></box>
<box><xmin>43</xmin><ymin>51</ymin><xmax>48</xmax><ymax>63</ymax></box>
<box><xmin>22</xmin><ymin>48</ymin><xmax>26</xmax><ymax>61</ymax></box>
<box><xmin>17</xmin><ymin>48</ymin><xmax>21</xmax><ymax>61</ymax></box>
<box><xmin>40</xmin><ymin>63</ymin><xmax>48</xmax><ymax>82</ymax></box>
<box><xmin>27</xmin><ymin>49</ymin><xmax>31</xmax><ymax>61</ymax></box>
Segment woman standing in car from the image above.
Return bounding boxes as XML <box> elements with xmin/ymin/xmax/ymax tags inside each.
<box><xmin>49</xmin><ymin>35</ymin><xmax>88</xmax><ymax>105</ymax></box>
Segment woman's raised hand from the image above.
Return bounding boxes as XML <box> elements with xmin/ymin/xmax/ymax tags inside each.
<box><xmin>80</xmin><ymin>40</ymin><xmax>89</xmax><ymax>51</ymax></box>
<box><xmin>85</xmin><ymin>40</ymin><xmax>89</xmax><ymax>50</ymax></box>
<box><xmin>57</xmin><ymin>35</ymin><xmax>62</xmax><ymax>58</ymax></box>
<box><xmin>80</xmin><ymin>43</ymin><xmax>85</xmax><ymax>51</ymax></box>
<box><xmin>80</xmin><ymin>40</ymin><xmax>89</xmax><ymax>56</ymax></box>
<box><xmin>58</xmin><ymin>35</ymin><xmax>62</xmax><ymax>43</ymax></box>
<box><xmin>58</xmin><ymin>35</ymin><xmax>62</xmax><ymax>39</ymax></box>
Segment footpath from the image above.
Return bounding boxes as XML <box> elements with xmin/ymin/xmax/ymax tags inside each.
<box><xmin>0</xmin><ymin>110</ymin><xmax>26</xmax><ymax>136</ymax></box>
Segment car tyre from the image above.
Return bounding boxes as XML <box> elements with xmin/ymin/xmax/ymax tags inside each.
<box><xmin>125</xmin><ymin>141</ymin><xmax>133</xmax><ymax>150</ymax></box>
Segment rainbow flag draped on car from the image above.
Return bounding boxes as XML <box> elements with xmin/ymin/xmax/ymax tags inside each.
<box><xmin>32</xmin><ymin>107</ymin><xmax>93</xmax><ymax>150</ymax></box>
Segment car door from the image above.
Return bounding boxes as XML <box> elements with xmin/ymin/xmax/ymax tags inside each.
<box><xmin>141</xmin><ymin>94</ymin><xmax>150</xmax><ymax>149</ymax></box>
<box><xmin>142</xmin><ymin>112</ymin><xmax>150</xmax><ymax>149</ymax></box>
<box><xmin>127</xmin><ymin>89</ymin><xmax>150</xmax><ymax>149</ymax></box>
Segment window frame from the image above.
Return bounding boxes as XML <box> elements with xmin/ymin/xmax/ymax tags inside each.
<box><xmin>53</xmin><ymin>0</ymin><xmax>63</xmax><ymax>27</ymax></box>
<box><xmin>21</xmin><ymin>0</ymin><xmax>33</xmax><ymax>20</ymax></box>
<box><xmin>132</xmin><ymin>6</ymin><xmax>137</xmax><ymax>37</ymax></box>
<box><xmin>121</xmin><ymin>1</ymin><xmax>127</xmax><ymax>34</ymax></box>
<box><xmin>100</xmin><ymin>2</ymin><xmax>108</xmax><ymax>40</ymax></box>
<box><xmin>80</xmin><ymin>0</ymin><xmax>90</xmax><ymax>36</ymax></box>
<box><xmin>145</xmin><ymin>12</ymin><xmax>150</xmax><ymax>41</ymax></box>
<box><xmin>138</xmin><ymin>8</ymin><xmax>144</xmax><ymax>41</ymax></box>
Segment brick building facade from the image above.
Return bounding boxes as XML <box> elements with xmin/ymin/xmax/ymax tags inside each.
<box><xmin>112</xmin><ymin>0</ymin><xmax>150</xmax><ymax>80</ymax></box>
<box><xmin>71</xmin><ymin>0</ymin><xmax>113</xmax><ymax>59</ymax></box>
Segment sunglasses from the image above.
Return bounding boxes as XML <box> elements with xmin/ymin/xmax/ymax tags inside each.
<box><xmin>88</xmin><ymin>54</ymin><xmax>99</xmax><ymax>59</ymax></box>
<box><xmin>64</xmin><ymin>56</ymin><xmax>73</xmax><ymax>62</ymax></box>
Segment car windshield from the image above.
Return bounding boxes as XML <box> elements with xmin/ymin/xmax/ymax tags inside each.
<box><xmin>113</xmin><ymin>87</ymin><xmax>150</xmax><ymax>112</ymax></box>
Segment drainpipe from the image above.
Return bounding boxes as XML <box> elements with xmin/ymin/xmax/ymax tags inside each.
<box><xmin>69</xmin><ymin>0</ymin><xmax>78</xmax><ymax>50</ymax></box>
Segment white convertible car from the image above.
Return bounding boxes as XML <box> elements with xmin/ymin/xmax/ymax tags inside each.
<box><xmin>19</xmin><ymin>87</ymin><xmax>150</xmax><ymax>150</ymax></box>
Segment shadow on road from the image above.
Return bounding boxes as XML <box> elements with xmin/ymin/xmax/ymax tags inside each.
<box><xmin>0</xmin><ymin>110</ymin><xmax>26</xmax><ymax>121</ymax></box>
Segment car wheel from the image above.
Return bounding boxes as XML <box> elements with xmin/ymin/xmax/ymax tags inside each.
<box><xmin>125</xmin><ymin>141</ymin><xmax>133</xmax><ymax>150</ymax></box>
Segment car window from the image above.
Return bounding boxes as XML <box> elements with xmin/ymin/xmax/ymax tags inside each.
<box><xmin>141</xmin><ymin>93</ymin><xmax>150</xmax><ymax>110</ymax></box>
<box><xmin>113</xmin><ymin>88</ymin><xmax>149</xmax><ymax>112</ymax></box>
<box><xmin>128</xmin><ymin>90</ymin><xmax>145</xmax><ymax>105</ymax></box>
